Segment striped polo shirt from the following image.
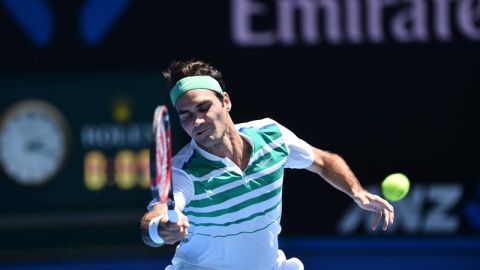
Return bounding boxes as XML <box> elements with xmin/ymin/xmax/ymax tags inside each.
<box><xmin>150</xmin><ymin>118</ymin><xmax>314</xmax><ymax>270</ymax></box>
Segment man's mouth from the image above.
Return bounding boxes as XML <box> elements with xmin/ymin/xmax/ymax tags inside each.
<box><xmin>195</xmin><ymin>126</ymin><xmax>211</xmax><ymax>136</ymax></box>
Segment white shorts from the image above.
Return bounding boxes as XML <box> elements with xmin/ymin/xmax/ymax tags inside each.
<box><xmin>274</xmin><ymin>249</ymin><xmax>304</xmax><ymax>270</ymax></box>
<box><xmin>165</xmin><ymin>249</ymin><xmax>304</xmax><ymax>270</ymax></box>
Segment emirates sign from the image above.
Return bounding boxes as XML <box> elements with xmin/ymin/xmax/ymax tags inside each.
<box><xmin>231</xmin><ymin>0</ymin><xmax>480</xmax><ymax>46</ymax></box>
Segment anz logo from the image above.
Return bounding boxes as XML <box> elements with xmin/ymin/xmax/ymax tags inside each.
<box><xmin>1</xmin><ymin>0</ymin><xmax>131</xmax><ymax>47</ymax></box>
<box><xmin>337</xmin><ymin>183</ymin><xmax>480</xmax><ymax>235</ymax></box>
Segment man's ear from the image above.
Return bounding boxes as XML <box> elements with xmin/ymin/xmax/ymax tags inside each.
<box><xmin>223</xmin><ymin>92</ymin><xmax>232</xmax><ymax>111</ymax></box>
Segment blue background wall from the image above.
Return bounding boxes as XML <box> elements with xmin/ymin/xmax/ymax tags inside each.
<box><xmin>1</xmin><ymin>0</ymin><xmax>479</xmax><ymax>269</ymax></box>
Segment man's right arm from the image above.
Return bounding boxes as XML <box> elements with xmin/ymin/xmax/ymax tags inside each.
<box><xmin>140</xmin><ymin>168</ymin><xmax>193</xmax><ymax>247</ymax></box>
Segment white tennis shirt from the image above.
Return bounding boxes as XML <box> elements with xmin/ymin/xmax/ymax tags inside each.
<box><xmin>147</xmin><ymin>118</ymin><xmax>314</xmax><ymax>270</ymax></box>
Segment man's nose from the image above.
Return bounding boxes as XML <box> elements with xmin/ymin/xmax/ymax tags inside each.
<box><xmin>193</xmin><ymin>116</ymin><xmax>205</xmax><ymax>126</ymax></box>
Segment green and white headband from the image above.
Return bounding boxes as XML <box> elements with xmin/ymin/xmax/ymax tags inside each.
<box><xmin>170</xmin><ymin>76</ymin><xmax>224</xmax><ymax>105</ymax></box>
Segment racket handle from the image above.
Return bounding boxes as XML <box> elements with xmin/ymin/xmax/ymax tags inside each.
<box><xmin>167</xmin><ymin>209</ymin><xmax>179</xmax><ymax>223</ymax></box>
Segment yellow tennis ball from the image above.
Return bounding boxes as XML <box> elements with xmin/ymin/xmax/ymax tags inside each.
<box><xmin>381</xmin><ymin>173</ymin><xmax>410</xmax><ymax>201</ymax></box>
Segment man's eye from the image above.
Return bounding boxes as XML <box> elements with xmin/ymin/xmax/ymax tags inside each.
<box><xmin>199</xmin><ymin>105</ymin><xmax>210</xmax><ymax>112</ymax></box>
<box><xmin>180</xmin><ymin>113</ymin><xmax>191</xmax><ymax>121</ymax></box>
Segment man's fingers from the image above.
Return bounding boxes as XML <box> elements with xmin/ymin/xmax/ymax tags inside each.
<box><xmin>161</xmin><ymin>228</ymin><xmax>189</xmax><ymax>244</ymax></box>
<box><xmin>163</xmin><ymin>232</ymin><xmax>186</xmax><ymax>245</ymax></box>
<box><xmin>160</xmin><ymin>222</ymin><xmax>183</xmax><ymax>231</ymax></box>
<box><xmin>383</xmin><ymin>200</ymin><xmax>394</xmax><ymax>213</ymax></box>
<box><xmin>381</xmin><ymin>204</ymin><xmax>394</xmax><ymax>231</ymax></box>
<box><xmin>175</xmin><ymin>215</ymin><xmax>190</xmax><ymax>228</ymax></box>
<box><xmin>390</xmin><ymin>208</ymin><xmax>395</xmax><ymax>225</ymax></box>
<box><xmin>156</xmin><ymin>213</ymin><xmax>190</xmax><ymax>244</ymax></box>
<box><xmin>369</xmin><ymin>194</ymin><xmax>394</xmax><ymax>213</ymax></box>
<box><xmin>160</xmin><ymin>215</ymin><xmax>169</xmax><ymax>223</ymax></box>
<box><xmin>159</xmin><ymin>224</ymin><xmax>188</xmax><ymax>243</ymax></box>
<box><xmin>149</xmin><ymin>210</ymin><xmax>190</xmax><ymax>245</ymax></box>
<box><xmin>372</xmin><ymin>211</ymin><xmax>382</xmax><ymax>230</ymax></box>
<box><xmin>382</xmin><ymin>208</ymin><xmax>390</xmax><ymax>231</ymax></box>
<box><xmin>356</xmin><ymin>191</ymin><xmax>395</xmax><ymax>231</ymax></box>
<box><xmin>181</xmin><ymin>216</ymin><xmax>190</xmax><ymax>227</ymax></box>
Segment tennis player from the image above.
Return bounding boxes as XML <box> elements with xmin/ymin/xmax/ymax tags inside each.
<box><xmin>140</xmin><ymin>59</ymin><xmax>394</xmax><ymax>270</ymax></box>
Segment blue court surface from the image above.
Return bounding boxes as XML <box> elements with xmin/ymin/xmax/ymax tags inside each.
<box><xmin>1</xmin><ymin>237</ymin><xmax>479</xmax><ymax>270</ymax></box>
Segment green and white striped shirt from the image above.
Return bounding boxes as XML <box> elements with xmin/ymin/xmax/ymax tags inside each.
<box><xmin>150</xmin><ymin>118</ymin><xmax>314</xmax><ymax>270</ymax></box>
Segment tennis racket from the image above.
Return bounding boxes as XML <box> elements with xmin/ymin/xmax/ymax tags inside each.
<box><xmin>150</xmin><ymin>106</ymin><xmax>178</xmax><ymax>235</ymax></box>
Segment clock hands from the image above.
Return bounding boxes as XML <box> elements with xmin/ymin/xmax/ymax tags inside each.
<box><xmin>25</xmin><ymin>139</ymin><xmax>58</xmax><ymax>159</ymax></box>
<box><xmin>26</xmin><ymin>140</ymin><xmax>44</xmax><ymax>152</ymax></box>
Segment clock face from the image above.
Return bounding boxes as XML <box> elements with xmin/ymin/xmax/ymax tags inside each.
<box><xmin>0</xmin><ymin>100</ymin><xmax>70</xmax><ymax>186</ymax></box>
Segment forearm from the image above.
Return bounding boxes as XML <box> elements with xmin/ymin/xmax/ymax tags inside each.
<box><xmin>307</xmin><ymin>147</ymin><xmax>364</xmax><ymax>198</ymax></box>
<box><xmin>306</xmin><ymin>147</ymin><xmax>395</xmax><ymax>231</ymax></box>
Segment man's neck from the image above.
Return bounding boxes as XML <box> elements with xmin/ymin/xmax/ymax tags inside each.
<box><xmin>202</xmin><ymin>124</ymin><xmax>251</xmax><ymax>171</ymax></box>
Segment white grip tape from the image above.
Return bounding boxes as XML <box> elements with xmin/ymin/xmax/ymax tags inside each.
<box><xmin>168</xmin><ymin>209</ymin><xmax>179</xmax><ymax>223</ymax></box>
<box><xmin>148</xmin><ymin>215</ymin><xmax>165</xmax><ymax>246</ymax></box>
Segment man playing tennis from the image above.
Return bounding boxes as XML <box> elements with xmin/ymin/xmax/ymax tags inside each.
<box><xmin>140</xmin><ymin>59</ymin><xmax>394</xmax><ymax>270</ymax></box>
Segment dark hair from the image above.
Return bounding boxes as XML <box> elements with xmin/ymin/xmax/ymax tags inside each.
<box><xmin>162</xmin><ymin>59</ymin><xmax>226</xmax><ymax>101</ymax></box>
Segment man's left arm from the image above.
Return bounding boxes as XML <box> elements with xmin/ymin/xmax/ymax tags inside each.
<box><xmin>306</xmin><ymin>146</ymin><xmax>394</xmax><ymax>231</ymax></box>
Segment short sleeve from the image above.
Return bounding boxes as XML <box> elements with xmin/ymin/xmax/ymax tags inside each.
<box><xmin>276</xmin><ymin>122</ymin><xmax>314</xmax><ymax>169</ymax></box>
<box><xmin>146</xmin><ymin>168</ymin><xmax>194</xmax><ymax>211</ymax></box>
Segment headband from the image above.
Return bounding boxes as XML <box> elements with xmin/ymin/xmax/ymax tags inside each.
<box><xmin>170</xmin><ymin>76</ymin><xmax>224</xmax><ymax>105</ymax></box>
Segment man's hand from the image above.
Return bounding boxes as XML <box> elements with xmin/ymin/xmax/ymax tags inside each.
<box><xmin>141</xmin><ymin>203</ymin><xmax>190</xmax><ymax>246</ymax></box>
<box><xmin>151</xmin><ymin>203</ymin><xmax>190</xmax><ymax>244</ymax></box>
<box><xmin>353</xmin><ymin>190</ymin><xmax>395</xmax><ymax>231</ymax></box>
<box><xmin>306</xmin><ymin>147</ymin><xmax>394</xmax><ymax>231</ymax></box>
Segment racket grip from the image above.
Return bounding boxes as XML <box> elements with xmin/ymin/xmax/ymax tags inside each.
<box><xmin>167</xmin><ymin>209</ymin><xmax>179</xmax><ymax>223</ymax></box>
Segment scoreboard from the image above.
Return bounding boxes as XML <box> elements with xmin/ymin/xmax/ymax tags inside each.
<box><xmin>0</xmin><ymin>71</ymin><xmax>188</xmax><ymax>258</ymax></box>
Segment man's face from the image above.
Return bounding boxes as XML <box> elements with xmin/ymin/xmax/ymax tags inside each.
<box><xmin>175</xmin><ymin>89</ymin><xmax>231</xmax><ymax>148</ymax></box>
